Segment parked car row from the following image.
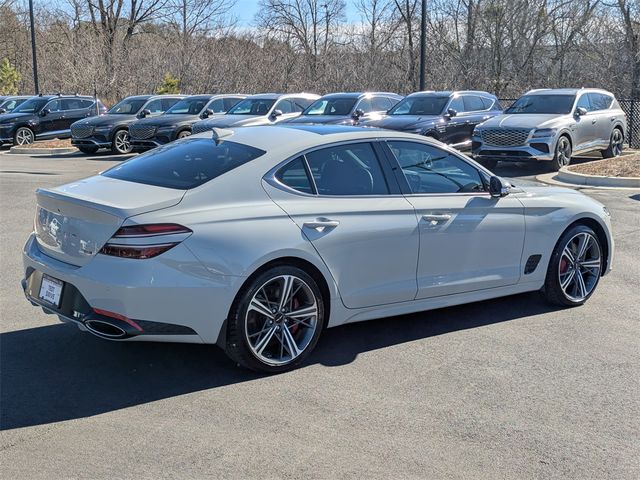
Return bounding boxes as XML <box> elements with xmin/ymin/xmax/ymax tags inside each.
<box><xmin>0</xmin><ymin>87</ymin><xmax>627</xmax><ymax>171</ymax></box>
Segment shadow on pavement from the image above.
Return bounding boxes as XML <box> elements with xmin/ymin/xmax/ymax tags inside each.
<box><xmin>1</xmin><ymin>291</ymin><xmax>557</xmax><ymax>430</ymax></box>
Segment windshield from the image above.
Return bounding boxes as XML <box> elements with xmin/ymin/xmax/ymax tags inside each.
<box><xmin>13</xmin><ymin>98</ymin><xmax>48</xmax><ymax>114</ymax></box>
<box><xmin>388</xmin><ymin>96</ymin><xmax>449</xmax><ymax>116</ymax></box>
<box><xmin>108</xmin><ymin>98</ymin><xmax>147</xmax><ymax>114</ymax></box>
<box><xmin>165</xmin><ymin>98</ymin><xmax>208</xmax><ymax>115</ymax></box>
<box><xmin>0</xmin><ymin>98</ymin><xmax>27</xmax><ymax>112</ymax></box>
<box><xmin>227</xmin><ymin>98</ymin><xmax>276</xmax><ymax>115</ymax></box>
<box><xmin>304</xmin><ymin>97</ymin><xmax>357</xmax><ymax>116</ymax></box>
<box><xmin>505</xmin><ymin>95</ymin><xmax>575</xmax><ymax>114</ymax></box>
<box><xmin>103</xmin><ymin>138</ymin><xmax>266</xmax><ymax>189</ymax></box>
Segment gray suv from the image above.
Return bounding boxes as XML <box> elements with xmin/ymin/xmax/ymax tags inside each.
<box><xmin>472</xmin><ymin>88</ymin><xmax>627</xmax><ymax>170</ymax></box>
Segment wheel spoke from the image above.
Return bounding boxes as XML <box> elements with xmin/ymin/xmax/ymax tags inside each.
<box><xmin>278</xmin><ymin>275</ymin><xmax>295</xmax><ymax>311</ymax></box>
<box><xmin>562</xmin><ymin>245</ymin><xmax>575</xmax><ymax>263</ymax></box>
<box><xmin>281</xmin><ymin>325</ymin><xmax>302</xmax><ymax>357</ymax></box>
<box><xmin>287</xmin><ymin>304</ymin><xmax>317</xmax><ymax>319</ymax></box>
<box><xmin>560</xmin><ymin>269</ymin><xmax>575</xmax><ymax>290</ymax></box>
<box><xmin>254</xmin><ymin>326</ymin><xmax>277</xmax><ymax>355</ymax></box>
<box><xmin>576</xmin><ymin>233</ymin><xmax>591</xmax><ymax>260</ymax></box>
<box><xmin>580</xmin><ymin>258</ymin><xmax>601</xmax><ymax>269</ymax></box>
<box><xmin>249</xmin><ymin>298</ymin><xmax>274</xmax><ymax>319</ymax></box>
<box><xmin>575</xmin><ymin>271</ymin><xmax>587</xmax><ymax>299</ymax></box>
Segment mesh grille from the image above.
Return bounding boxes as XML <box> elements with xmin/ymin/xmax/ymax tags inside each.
<box><xmin>71</xmin><ymin>124</ymin><xmax>94</xmax><ymax>138</ymax></box>
<box><xmin>481</xmin><ymin>128</ymin><xmax>530</xmax><ymax>146</ymax></box>
<box><xmin>191</xmin><ymin>122</ymin><xmax>211</xmax><ymax>134</ymax></box>
<box><xmin>129</xmin><ymin>124</ymin><xmax>157</xmax><ymax>139</ymax></box>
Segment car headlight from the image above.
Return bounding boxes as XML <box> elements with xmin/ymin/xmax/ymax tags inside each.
<box><xmin>473</xmin><ymin>127</ymin><xmax>481</xmax><ymax>136</ymax></box>
<box><xmin>531</xmin><ymin>128</ymin><xmax>557</xmax><ymax>138</ymax></box>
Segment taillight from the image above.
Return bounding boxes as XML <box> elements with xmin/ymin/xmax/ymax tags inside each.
<box><xmin>99</xmin><ymin>223</ymin><xmax>192</xmax><ymax>259</ymax></box>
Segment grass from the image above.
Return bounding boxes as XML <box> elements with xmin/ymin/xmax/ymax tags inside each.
<box><xmin>569</xmin><ymin>152</ymin><xmax>640</xmax><ymax>178</ymax></box>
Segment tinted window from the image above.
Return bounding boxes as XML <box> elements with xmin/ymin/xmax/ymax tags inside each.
<box><xmin>103</xmin><ymin>139</ymin><xmax>266</xmax><ymax>189</ymax></box>
<box><xmin>304</xmin><ymin>97</ymin><xmax>357</xmax><ymax>115</ymax></box>
<box><xmin>480</xmin><ymin>97</ymin><xmax>495</xmax><ymax>109</ymax></box>
<box><xmin>47</xmin><ymin>99</ymin><xmax>62</xmax><ymax>112</ymax></box>
<box><xmin>228</xmin><ymin>98</ymin><xmax>276</xmax><ymax>115</ymax></box>
<box><xmin>144</xmin><ymin>99</ymin><xmax>164</xmax><ymax>114</ymax></box>
<box><xmin>576</xmin><ymin>94</ymin><xmax>592</xmax><ymax>111</ymax></box>
<box><xmin>505</xmin><ymin>94</ymin><xmax>575</xmax><ymax>114</ymax></box>
<box><xmin>166</xmin><ymin>98</ymin><xmax>208</xmax><ymax>114</ymax></box>
<box><xmin>13</xmin><ymin>98</ymin><xmax>48</xmax><ymax>113</ymax></box>
<box><xmin>62</xmin><ymin>98</ymin><xmax>85</xmax><ymax>110</ymax></box>
<box><xmin>276</xmin><ymin>156</ymin><xmax>313</xmax><ymax>194</ymax></box>
<box><xmin>305</xmin><ymin>143</ymin><xmax>389</xmax><ymax>195</ymax></box>
<box><xmin>207</xmin><ymin>98</ymin><xmax>226</xmax><ymax>113</ymax></box>
<box><xmin>356</xmin><ymin>98</ymin><xmax>373</xmax><ymax>113</ymax></box>
<box><xmin>448</xmin><ymin>96</ymin><xmax>464</xmax><ymax>113</ymax></box>
<box><xmin>372</xmin><ymin>97</ymin><xmax>390</xmax><ymax>111</ymax></box>
<box><xmin>463</xmin><ymin>95</ymin><xmax>485</xmax><ymax>112</ymax></box>
<box><xmin>109</xmin><ymin>98</ymin><xmax>147</xmax><ymax>114</ymax></box>
<box><xmin>162</xmin><ymin>98</ymin><xmax>180</xmax><ymax>111</ymax></box>
<box><xmin>223</xmin><ymin>97</ymin><xmax>241</xmax><ymax>111</ymax></box>
<box><xmin>293</xmin><ymin>97</ymin><xmax>314</xmax><ymax>110</ymax></box>
<box><xmin>588</xmin><ymin>93</ymin><xmax>613</xmax><ymax>111</ymax></box>
<box><xmin>275</xmin><ymin>99</ymin><xmax>294</xmax><ymax>114</ymax></box>
<box><xmin>387</xmin><ymin>141</ymin><xmax>484</xmax><ymax>194</ymax></box>
<box><xmin>389</xmin><ymin>96</ymin><xmax>449</xmax><ymax>115</ymax></box>
<box><xmin>81</xmin><ymin>99</ymin><xmax>95</xmax><ymax>109</ymax></box>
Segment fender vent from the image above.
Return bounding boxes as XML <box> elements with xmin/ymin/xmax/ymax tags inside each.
<box><xmin>524</xmin><ymin>254</ymin><xmax>542</xmax><ymax>274</ymax></box>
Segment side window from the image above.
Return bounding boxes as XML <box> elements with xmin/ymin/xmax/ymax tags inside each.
<box><xmin>588</xmin><ymin>93</ymin><xmax>613</xmax><ymax>111</ymax></box>
<box><xmin>356</xmin><ymin>98</ymin><xmax>373</xmax><ymax>113</ymax></box>
<box><xmin>480</xmin><ymin>97</ymin><xmax>495</xmax><ymax>110</ymax></box>
<box><xmin>576</xmin><ymin>94</ymin><xmax>592</xmax><ymax>112</ymax></box>
<box><xmin>387</xmin><ymin>141</ymin><xmax>485</xmax><ymax>194</ymax></box>
<box><xmin>62</xmin><ymin>98</ymin><xmax>83</xmax><ymax>110</ymax></box>
<box><xmin>305</xmin><ymin>143</ymin><xmax>389</xmax><ymax>195</ymax></box>
<box><xmin>372</xmin><ymin>96</ymin><xmax>390</xmax><ymax>111</ymax></box>
<box><xmin>46</xmin><ymin>99</ymin><xmax>62</xmax><ymax>112</ymax></box>
<box><xmin>463</xmin><ymin>95</ymin><xmax>486</xmax><ymax>112</ymax></box>
<box><xmin>162</xmin><ymin>98</ymin><xmax>179</xmax><ymax>111</ymax></box>
<box><xmin>275</xmin><ymin>99</ymin><xmax>293</xmax><ymax>114</ymax></box>
<box><xmin>223</xmin><ymin>97</ymin><xmax>241</xmax><ymax>111</ymax></box>
<box><xmin>275</xmin><ymin>156</ymin><xmax>314</xmax><ymax>194</ymax></box>
<box><xmin>80</xmin><ymin>99</ymin><xmax>95</xmax><ymax>109</ymax></box>
<box><xmin>207</xmin><ymin>99</ymin><xmax>226</xmax><ymax>113</ymax></box>
<box><xmin>448</xmin><ymin>96</ymin><xmax>464</xmax><ymax>113</ymax></box>
<box><xmin>144</xmin><ymin>99</ymin><xmax>164</xmax><ymax>114</ymax></box>
<box><xmin>293</xmin><ymin>98</ymin><xmax>314</xmax><ymax>111</ymax></box>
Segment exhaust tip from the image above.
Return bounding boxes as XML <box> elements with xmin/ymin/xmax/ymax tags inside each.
<box><xmin>85</xmin><ymin>319</ymin><xmax>127</xmax><ymax>339</ymax></box>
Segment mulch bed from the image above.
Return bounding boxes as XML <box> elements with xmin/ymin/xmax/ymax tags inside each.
<box><xmin>569</xmin><ymin>153</ymin><xmax>640</xmax><ymax>178</ymax></box>
<box><xmin>13</xmin><ymin>139</ymin><xmax>73</xmax><ymax>149</ymax></box>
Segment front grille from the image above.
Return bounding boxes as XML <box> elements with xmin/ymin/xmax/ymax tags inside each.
<box><xmin>481</xmin><ymin>128</ymin><xmax>530</xmax><ymax>146</ymax></box>
<box><xmin>129</xmin><ymin>124</ymin><xmax>157</xmax><ymax>139</ymax></box>
<box><xmin>71</xmin><ymin>124</ymin><xmax>94</xmax><ymax>138</ymax></box>
<box><xmin>192</xmin><ymin>122</ymin><xmax>211</xmax><ymax>135</ymax></box>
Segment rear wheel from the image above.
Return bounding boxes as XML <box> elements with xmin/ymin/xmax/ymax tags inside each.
<box><xmin>78</xmin><ymin>146</ymin><xmax>98</xmax><ymax>154</ymax></box>
<box><xmin>225</xmin><ymin>265</ymin><xmax>326</xmax><ymax>373</ymax></box>
<box><xmin>14</xmin><ymin>127</ymin><xmax>34</xmax><ymax>146</ymax></box>
<box><xmin>542</xmin><ymin>224</ymin><xmax>603</xmax><ymax>307</ymax></box>
<box><xmin>601</xmin><ymin>128</ymin><xmax>624</xmax><ymax>159</ymax></box>
<box><xmin>550</xmin><ymin>135</ymin><xmax>572</xmax><ymax>171</ymax></box>
<box><xmin>111</xmin><ymin>129</ymin><xmax>132</xmax><ymax>154</ymax></box>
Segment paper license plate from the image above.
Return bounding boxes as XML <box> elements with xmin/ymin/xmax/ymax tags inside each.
<box><xmin>38</xmin><ymin>274</ymin><xmax>64</xmax><ymax>307</ymax></box>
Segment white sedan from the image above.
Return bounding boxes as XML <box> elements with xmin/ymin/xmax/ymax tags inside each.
<box><xmin>22</xmin><ymin>125</ymin><xmax>613</xmax><ymax>372</ymax></box>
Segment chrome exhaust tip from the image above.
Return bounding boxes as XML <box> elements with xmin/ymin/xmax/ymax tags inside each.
<box><xmin>84</xmin><ymin>319</ymin><xmax>128</xmax><ymax>339</ymax></box>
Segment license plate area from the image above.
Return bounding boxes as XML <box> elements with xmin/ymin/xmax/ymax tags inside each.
<box><xmin>38</xmin><ymin>274</ymin><xmax>64</xmax><ymax>308</ymax></box>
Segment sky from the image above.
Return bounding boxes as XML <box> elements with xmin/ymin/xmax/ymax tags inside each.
<box><xmin>232</xmin><ymin>0</ymin><xmax>361</xmax><ymax>26</ymax></box>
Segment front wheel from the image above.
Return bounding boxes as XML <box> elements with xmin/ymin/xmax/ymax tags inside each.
<box><xmin>14</xmin><ymin>127</ymin><xmax>34</xmax><ymax>146</ymax></box>
<box><xmin>111</xmin><ymin>129</ymin><xmax>132</xmax><ymax>154</ymax></box>
<box><xmin>225</xmin><ymin>266</ymin><xmax>326</xmax><ymax>373</ymax></box>
<box><xmin>542</xmin><ymin>225</ymin><xmax>603</xmax><ymax>307</ymax></box>
<box><xmin>177</xmin><ymin>130</ymin><xmax>191</xmax><ymax>140</ymax></box>
<box><xmin>601</xmin><ymin>128</ymin><xmax>624</xmax><ymax>159</ymax></box>
<box><xmin>550</xmin><ymin>136</ymin><xmax>572</xmax><ymax>171</ymax></box>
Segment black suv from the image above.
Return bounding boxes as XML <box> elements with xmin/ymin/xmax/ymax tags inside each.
<box><xmin>282</xmin><ymin>92</ymin><xmax>403</xmax><ymax>125</ymax></box>
<box><xmin>129</xmin><ymin>94</ymin><xmax>245</xmax><ymax>151</ymax></box>
<box><xmin>0</xmin><ymin>94</ymin><xmax>106</xmax><ymax>146</ymax></box>
<box><xmin>71</xmin><ymin>94</ymin><xmax>184</xmax><ymax>154</ymax></box>
<box><xmin>360</xmin><ymin>90</ymin><xmax>502</xmax><ymax>150</ymax></box>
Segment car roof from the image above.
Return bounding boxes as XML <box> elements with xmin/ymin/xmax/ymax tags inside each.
<box><xmin>317</xmin><ymin>92</ymin><xmax>403</xmax><ymax>99</ymax></box>
<box><xmin>244</xmin><ymin>93</ymin><xmax>319</xmax><ymax>100</ymax></box>
<box><xmin>525</xmin><ymin>88</ymin><xmax>614</xmax><ymax>96</ymax></box>
<box><xmin>36</xmin><ymin>94</ymin><xmax>96</xmax><ymax>100</ymax></box>
<box><xmin>407</xmin><ymin>90</ymin><xmax>496</xmax><ymax>98</ymax></box>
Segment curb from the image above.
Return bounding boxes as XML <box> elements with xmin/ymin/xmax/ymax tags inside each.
<box><xmin>536</xmin><ymin>172</ymin><xmax>640</xmax><ymax>190</ymax></box>
<box><xmin>557</xmin><ymin>162</ymin><xmax>640</xmax><ymax>188</ymax></box>
<box><xmin>8</xmin><ymin>146</ymin><xmax>78</xmax><ymax>155</ymax></box>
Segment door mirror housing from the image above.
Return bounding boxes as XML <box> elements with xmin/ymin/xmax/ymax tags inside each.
<box><xmin>201</xmin><ymin>108</ymin><xmax>214</xmax><ymax>119</ymax></box>
<box><xmin>0</xmin><ymin>108</ymin><xmax>6</xmax><ymax>114</ymax></box>
<box><xmin>270</xmin><ymin>109</ymin><xmax>283</xmax><ymax>119</ymax></box>
<box><xmin>39</xmin><ymin>108</ymin><xmax>50</xmax><ymax>117</ymax></box>
<box><xmin>575</xmin><ymin>107</ymin><xmax>587</xmax><ymax>117</ymax></box>
<box><xmin>138</xmin><ymin>109</ymin><xmax>151</xmax><ymax>119</ymax></box>
<box><xmin>445</xmin><ymin>108</ymin><xmax>457</xmax><ymax>119</ymax></box>
<box><xmin>351</xmin><ymin>108</ymin><xmax>365</xmax><ymax>120</ymax></box>
<box><xmin>489</xmin><ymin>176</ymin><xmax>511</xmax><ymax>198</ymax></box>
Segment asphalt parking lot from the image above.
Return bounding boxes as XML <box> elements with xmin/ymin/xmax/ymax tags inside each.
<box><xmin>1</xmin><ymin>148</ymin><xmax>638</xmax><ymax>479</ymax></box>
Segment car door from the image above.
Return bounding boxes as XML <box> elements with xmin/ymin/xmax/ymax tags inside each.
<box><xmin>441</xmin><ymin>95</ymin><xmax>467</xmax><ymax>145</ymax></box>
<box><xmin>588</xmin><ymin>93</ymin><xmax>615</xmax><ymax>145</ymax></box>
<box><xmin>271</xmin><ymin>99</ymin><xmax>300</xmax><ymax>123</ymax></box>
<box><xmin>383</xmin><ymin>140</ymin><xmax>525</xmax><ymax>299</ymax></box>
<box><xmin>460</xmin><ymin>95</ymin><xmax>492</xmax><ymax>145</ymax></box>
<box><xmin>573</xmin><ymin>93</ymin><xmax>598</xmax><ymax>150</ymax></box>
<box><xmin>263</xmin><ymin>141</ymin><xmax>420</xmax><ymax>309</ymax></box>
<box><xmin>60</xmin><ymin>98</ymin><xmax>89</xmax><ymax>129</ymax></box>
<box><xmin>39</xmin><ymin>99</ymin><xmax>65</xmax><ymax>135</ymax></box>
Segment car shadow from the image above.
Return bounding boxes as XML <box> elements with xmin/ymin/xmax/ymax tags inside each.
<box><xmin>1</xmin><ymin>291</ymin><xmax>557</xmax><ymax>431</ymax></box>
<box><xmin>493</xmin><ymin>154</ymin><xmax>601</xmax><ymax>178</ymax></box>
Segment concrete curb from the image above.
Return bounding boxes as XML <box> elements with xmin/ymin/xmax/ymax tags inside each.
<box><xmin>536</xmin><ymin>172</ymin><xmax>640</xmax><ymax>190</ymax></box>
<box><xmin>8</xmin><ymin>146</ymin><xmax>78</xmax><ymax>156</ymax></box>
<box><xmin>556</xmin><ymin>161</ymin><xmax>640</xmax><ymax>188</ymax></box>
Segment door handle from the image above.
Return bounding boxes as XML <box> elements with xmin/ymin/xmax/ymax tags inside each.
<box><xmin>422</xmin><ymin>214</ymin><xmax>451</xmax><ymax>223</ymax></box>
<box><xmin>591</xmin><ymin>119</ymin><xmax>597</xmax><ymax>124</ymax></box>
<box><xmin>303</xmin><ymin>218</ymin><xmax>340</xmax><ymax>232</ymax></box>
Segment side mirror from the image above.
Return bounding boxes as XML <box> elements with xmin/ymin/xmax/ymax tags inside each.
<box><xmin>0</xmin><ymin>108</ymin><xmax>6</xmax><ymax>114</ymax></box>
<box><xmin>445</xmin><ymin>108</ymin><xmax>457</xmax><ymax>118</ymax></box>
<box><xmin>351</xmin><ymin>108</ymin><xmax>365</xmax><ymax>120</ymax></box>
<box><xmin>270</xmin><ymin>109</ymin><xmax>283</xmax><ymax>119</ymax></box>
<box><xmin>489</xmin><ymin>176</ymin><xmax>511</xmax><ymax>198</ymax></box>
<box><xmin>138</xmin><ymin>109</ymin><xmax>151</xmax><ymax>118</ymax></box>
<box><xmin>201</xmin><ymin>108</ymin><xmax>214</xmax><ymax>119</ymax></box>
<box><xmin>575</xmin><ymin>107</ymin><xmax>587</xmax><ymax>117</ymax></box>
<box><xmin>40</xmin><ymin>108</ymin><xmax>50</xmax><ymax>117</ymax></box>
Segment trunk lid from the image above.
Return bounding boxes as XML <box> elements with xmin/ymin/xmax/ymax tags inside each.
<box><xmin>35</xmin><ymin>175</ymin><xmax>185</xmax><ymax>266</ymax></box>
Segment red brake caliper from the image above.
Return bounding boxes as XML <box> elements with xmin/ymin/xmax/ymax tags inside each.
<box><xmin>560</xmin><ymin>257</ymin><xmax>568</xmax><ymax>274</ymax></box>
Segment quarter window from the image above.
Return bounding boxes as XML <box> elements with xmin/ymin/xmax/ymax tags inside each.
<box><xmin>588</xmin><ymin>93</ymin><xmax>613</xmax><ymax>111</ymax></box>
<box><xmin>305</xmin><ymin>143</ymin><xmax>389</xmax><ymax>195</ymax></box>
<box><xmin>276</xmin><ymin>157</ymin><xmax>314</xmax><ymax>194</ymax></box>
<box><xmin>387</xmin><ymin>141</ymin><xmax>485</xmax><ymax>194</ymax></box>
<box><xmin>462</xmin><ymin>95</ymin><xmax>485</xmax><ymax>112</ymax></box>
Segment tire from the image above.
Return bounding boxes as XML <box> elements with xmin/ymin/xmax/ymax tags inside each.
<box><xmin>177</xmin><ymin>130</ymin><xmax>191</xmax><ymax>140</ymax></box>
<box><xmin>601</xmin><ymin>128</ymin><xmax>624</xmax><ymax>159</ymax></box>
<box><xmin>111</xmin><ymin>129</ymin><xmax>132</xmax><ymax>154</ymax></box>
<box><xmin>541</xmin><ymin>224</ymin><xmax>603</xmax><ymax>307</ymax></box>
<box><xmin>14</xmin><ymin>127</ymin><xmax>34</xmax><ymax>146</ymax></box>
<box><xmin>225</xmin><ymin>265</ymin><xmax>326</xmax><ymax>373</ymax></box>
<box><xmin>78</xmin><ymin>146</ymin><xmax>98</xmax><ymax>154</ymax></box>
<box><xmin>550</xmin><ymin>135</ymin><xmax>572</xmax><ymax>171</ymax></box>
<box><xmin>478</xmin><ymin>158</ymin><xmax>498</xmax><ymax>170</ymax></box>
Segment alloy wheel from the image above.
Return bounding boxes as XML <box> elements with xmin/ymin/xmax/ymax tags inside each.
<box><xmin>15</xmin><ymin>128</ymin><xmax>34</xmax><ymax>145</ymax></box>
<box><xmin>177</xmin><ymin>130</ymin><xmax>191</xmax><ymax>139</ymax></box>
<box><xmin>558</xmin><ymin>232</ymin><xmax>601</xmax><ymax>302</ymax></box>
<box><xmin>245</xmin><ymin>274</ymin><xmax>319</xmax><ymax>366</ymax></box>
<box><xmin>611</xmin><ymin>129</ymin><xmax>623</xmax><ymax>157</ymax></box>
<box><xmin>114</xmin><ymin>130</ymin><xmax>132</xmax><ymax>153</ymax></box>
<box><xmin>556</xmin><ymin>137</ymin><xmax>571</xmax><ymax>167</ymax></box>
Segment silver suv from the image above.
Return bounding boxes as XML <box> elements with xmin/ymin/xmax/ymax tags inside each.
<box><xmin>472</xmin><ymin>88</ymin><xmax>627</xmax><ymax>170</ymax></box>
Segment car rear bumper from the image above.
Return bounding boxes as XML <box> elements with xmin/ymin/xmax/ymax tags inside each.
<box><xmin>22</xmin><ymin>233</ymin><xmax>243</xmax><ymax>344</ymax></box>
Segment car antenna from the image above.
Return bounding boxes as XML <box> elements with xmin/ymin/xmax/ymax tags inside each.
<box><xmin>211</xmin><ymin>127</ymin><xmax>233</xmax><ymax>145</ymax></box>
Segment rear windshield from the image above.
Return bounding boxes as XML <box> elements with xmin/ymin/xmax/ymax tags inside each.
<box><xmin>505</xmin><ymin>95</ymin><xmax>575</xmax><ymax>114</ymax></box>
<box><xmin>103</xmin><ymin>138</ymin><xmax>266</xmax><ymax>189</ymax></box>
